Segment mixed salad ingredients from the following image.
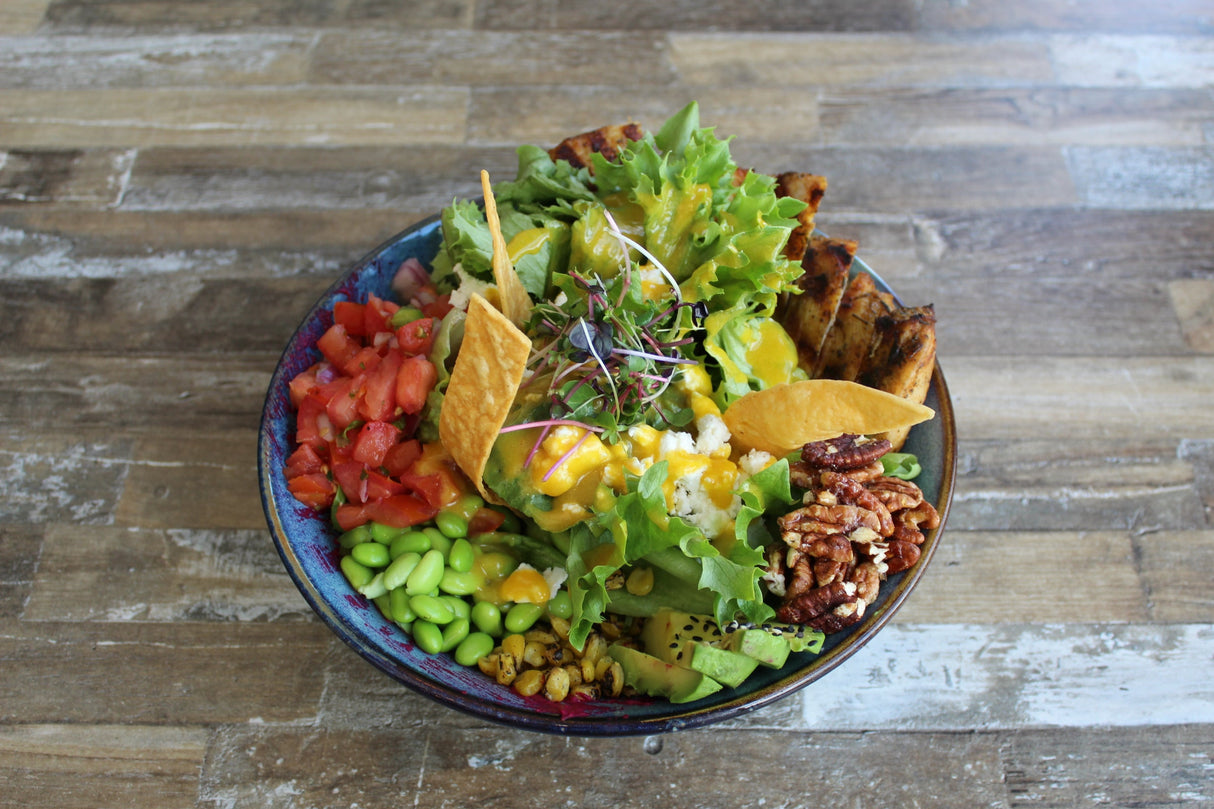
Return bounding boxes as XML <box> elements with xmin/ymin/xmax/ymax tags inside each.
<box><xmin>282</xmin><ymin>103</ymin><xmax>940</xmax><ymax>704</ymax></box>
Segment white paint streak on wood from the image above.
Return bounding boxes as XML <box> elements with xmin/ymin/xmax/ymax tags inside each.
<box><xmin>799</xmin><ymin>623</ymin><xmax>1214</xmax><ymax>731</ymax></box>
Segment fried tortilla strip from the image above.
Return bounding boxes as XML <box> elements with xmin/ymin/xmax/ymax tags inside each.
<box><xmin>548</xmin><ymin>122</ymin><xmax>643</xmax><ymax>172</ymax></box>
<box><xmin>775</xmin><ymin>172</ymin><xmax>828</xmax><ymax>262</ymax></box>
<box><xmin>815</xmin><ymin>272</ymin><xmax>898</xmax><ymax>381</ymax></box>
<box><xmin>480</xmin><ymin>170</ymin><xmax>533</xmax><ymax>328</ymax></box>
<box><xmin>439</xmin><ymin>293</ymin><xmax>532</xmax><ymax>504</ymax></box>
<box><xmin>776</xmin><ymin>234</ymin><xmax>857</xmax><ymax>374</ymax></box>
<box><xmin>858</xmin><ymin>305</ymin><xmax>937</xmax><ymax>450</ymax></box>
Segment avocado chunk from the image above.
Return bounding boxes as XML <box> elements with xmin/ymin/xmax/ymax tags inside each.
<box><xmin>608</xmin><ymin>644</ymin><xmax>723</xmax><ymax>703</ymax></box>
<box><xmin>721</xmin><ymin>628</ymin><xmax>792</xmax><ymax>669</ymax></box>
<box><xmin>640</xmin><ymin>608</ymin><xmax>723</xmax><ymax>665</ymax></box>
<box><xmin>680</xmin><ymin>641</ymin><xmax>760</xmax><ymax>687</ymax></box>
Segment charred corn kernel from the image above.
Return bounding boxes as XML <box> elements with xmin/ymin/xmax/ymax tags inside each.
<box><xmin>524</xmin><ymin>628</ymin><xmax>558</xmax><ymax>646</ymax></box>
<box><xmin>495</xmin><ymin>652</ymin><xmax>517</xmax><ymax>686</ymax></box>
<box><xmin>522</xmin><ymin>641</ymin><xmax>547</xmax><ymax>668</ymax></box>
<box><xmin>548</xmin><ymin>615</ymin><xmax>571</xmax><ymax>640</ymax></box>
<box><xmin>599</xmin><ymin>620</ymin><xmax>622</xmax><ymax>640</ymax></box>
<box><xmin>594</xmin><ymin>656</ymin><xmax>614</xmax><ymax>681</ymax></box>
<box><xmin>564</xmin><ymin>664</ymin><xmax>583</xmax><ymax>688</ymax></box>
<box><xmin>603</xmin><ymin>661</ymin><xmax>624</xmax><ymax>697</ymax></box>
<box><xmin>571</xmin><ymin>683</ymin><xmax>600</xmax><ymax>700</ymax></box>
<box><xmin>542</xmin><ymin>643</ymin><xmax>568</xmax><ymax>667</ymax></box>
<box><xmin>625</xmin><ymin>566</ymin><xmax>654</xmax><ymax>596</ymax></box>
<box><xmin>477</xmin><ymin>653</ymin><xmax>499</xmax><ymax>678</ymax></box>
<box><xmin>514</xmin><ymin>669</ymin><xmax>545</xmax><ymax>697</ymax></box>
<box><xmin>582</xmin><ymin>634</ymin><xmax>607</xmax><ymax>667</ymax></box>
<box><xmin>501</xmin><ymin>633</ymin><xmax>526</xmax><ymax>666</ymax></box>
<box><xmin>544</xmin><ymin>667</ymin><xmax>570</xmax><ymax>702</ymax></box>
<box><xmin>580</xmin><ymin>658</ymin><xmax>597</xmax><ymax>683</ymax></box>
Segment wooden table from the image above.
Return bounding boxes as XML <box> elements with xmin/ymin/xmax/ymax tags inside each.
<box><xmin>3</xmin><ymin>1</ymin><xmax>1213</xmax><ymax>806</ymax></box>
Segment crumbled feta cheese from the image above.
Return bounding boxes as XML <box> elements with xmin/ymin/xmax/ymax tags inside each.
<box><xmin>658</xmin><ymin>430</ymin><xmax>696</xmax><ymax>457</ymax></box>
<box><xmin>694</xmin><ymin>413</ymin><xmax>731</xmax><ymax>456</ymax></box>
<box><xmin>670</xmin><ymin>467</ymin><xmax>742</xmax><ymax>540</ymax></box>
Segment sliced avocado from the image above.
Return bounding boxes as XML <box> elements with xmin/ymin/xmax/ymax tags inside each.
<box><xmin>640</xmin><ymin>608</ymin><xmax>723</xmax><ymax>665</ymax></box>
<box><xmin>681</xmin><ymin>641</ymin><xmax>760</xmax><ymax>687</ymax></box>
<box><xmin>721</xmin><ymin>628</ymin><xmax>792</xmax><ymax>669</ymax></box>
<box><xmin>608</xmin><ymin>644</ymin><xmax>723</xmax><ymax>703</ymax></box>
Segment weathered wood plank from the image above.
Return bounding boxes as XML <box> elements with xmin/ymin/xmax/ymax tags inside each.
<box><xmin>116</xmin><ymin>145</ymin><xmax>514</xmax><ymax>212</ymax></box>
<box><xmin>1050</xmin><ymin>34</ymin><xmax>1214</xmax><ymax>89</ymax></box>
<box><xmin>198</xmin><ymin>723</ymin><xmax>1008</xmax><ymax>809</ymax></box>
<box><xmin>0</xmin><ymin>435</ymin><xmax>132</xmax><ymax>526</ymax></box>
<box><xmin>22</xmin><ymin>524</ymin><xmax>310</xmax><ymax>622</ymax></box>
<box><xmin>41</xmin><ymin>0</ymin><xmax>474</xmax><ymax>31</ymax></box>
<box><xmin>310</xmin><ymin>29</ymin><xmax>676</xmax><ymax>86</ymax></box>
<box><xmin>1136</xmin><ymin>530</ymin><xmax>1214</xmax><ymax>622</ymax></box>
<box><xmin>0</xmin><ymin>33</ymin><xmax>309</xmax><ymax>89</ymax></box>
<box><xmin>0</xmin><ymin>87</ymin><xmax>469</xmax><ymax>148</ymax></box>
<box><xmin>669</xmin><ymin>32</ymin><xmax>1054</xmax><ymax>88</ymax></box>
<box><xmin>0</xmin><ymin>525</ymin><xmax>41</xmax><ymax>619</ymax></box>
<box><xmin>0</xmin><ymin>620</ymin><xmax>329</xmax><ymax>723</ymax></box>
<box><xmin>0</xmin><ymin>148</ymin><xmax>133</xmax><ymax>206</ymax></box>
<box><xmin>795</xmin><ymin>623</ymin><xmax>1214</xmax><ymax>730</ymax></box>
<box><xmin>0</xmin><ymin>0</ymin><xmax>49</xmax><ymax>34</ymax></box>
<box><xmin>0</xmin><ymin>724</ymin><xmax>207</xmax><ymax>809</ymax></box>
<box><xmin>1169</xmin><ymin>279</ymin><xmax>1214</xmax><ymax>353</ymax></box>
<box><xmin>1066</xmin><ymin>146</ymin><xmax>1214</xmax><ymax>210</ymax></box>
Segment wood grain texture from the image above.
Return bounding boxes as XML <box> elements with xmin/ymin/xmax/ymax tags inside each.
<box><xmin>3</xmin><ymin>2</ymin><xmax>1213</xmax><ymax>806</ymax></box>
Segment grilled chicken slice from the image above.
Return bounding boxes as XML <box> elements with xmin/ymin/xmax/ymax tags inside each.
<box><xmin>548</xmin><ymin>123</ymin><xmax>644</xmax><ymax>171</ymax></box>
<box><xmin>775</xmin><ymin>172</ymin><xmax>828</xmax><ymax>262</ymax></box>
<box><xmin>814</xmin><ymin>272</ymin><xmax>899</xmax><ymax>381</ymax></box>
<box><xmin>776</xmin><ymin>234</ymin><xmax>857</xmax><ymax>374</ymax></box>
<box><xmin>858</xmin><ymin>306</ymin><xmax>937</xmax><ymax>450</ymax></box>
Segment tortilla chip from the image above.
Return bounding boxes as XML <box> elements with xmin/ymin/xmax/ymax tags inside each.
<box><xmin>480</xmin><ymin>170</ymin><xmax>533</xmax><ymax>328</ymax></box>
<box><xmin>722</xmin><ymin>379</ymin><xmax>934</xmax><ymax>458</ymax></box>
<box><xmin>439</xmin><ymin>293</ymin><xmax>532</xmax><ymax>502</ymax></box>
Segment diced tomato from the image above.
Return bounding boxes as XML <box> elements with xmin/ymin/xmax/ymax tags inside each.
<box><xmin>351</xmin><ymin>420</ymin><xmax>401</xmax><ymax>468</ymax></box>
<box><xmin>287</xmin><ymin>472</ymin><xmax>336</xmax><ymax>510</ymax></box>
<box><xmin>396</xmin><ymin>354</ymin><xmax>437</xmax><ymax>416</ymax></box>
<box><xmin>295</xmin><ymin>395</ymin><xmax>331</xmax><ymax>449</ymax></box>
<box><xmin>421</xmin><ymin>292</ymin><xmax>454</xmax><ymax>320</ymax></box>
<box><xmin>288</xmin><ymin>365</ymin><xmax>321</xmax><ymax>408</ymax></box>
<box><xmin>363</xmin><ymin>294</ymin><xmax>400</xmax><ymax>337</ymax></box>
<box><xmin>342</xmin><ymin>346</ymin><xmax>382</xmax><ymax>378</ymax></box>
<box><xmin>358</xmin><ymin>350</ymin><xmax>401</xmax><ymax>422</ymax></box>
<box><xmin>396</xmin><ymin>317</ymin><xmax>436</xmax><ymax>357</ymax></box>
<box><xmin>334</xmin><ymin>493</ymin><xmax>436</xmax><ymax>531</ymax></box>
<box><xmin>398</xmin><ymin>470</ymin><xmax>443</xmax><ymax>509</ymax></box>
<box><xmin>382</xmin><ymin>439</ymin><xmax>422</xmax><ymax>478</ymax></box>
<box><xmin>333</xmin><ymin>301</ymin><xmax>367</xmax><ymax>338</ymax></box>
<box><xmin>322</xmin><ymin>376</ymin><xmax>363</xmax><ymax>432</ymax></box>
<box><xmin>284</xmin><ymin>443</ymin><xmax>327</xmax><ymax>478</ymax></box>
<box><xmin>317</xmin><ymin>323</ymin><xmax>360</xmax><ymax>370</ymax></box>
<box><xmin>467</xmin><ymin>507</ymin><xmax>507</xmax><ymax>536</ymax></box>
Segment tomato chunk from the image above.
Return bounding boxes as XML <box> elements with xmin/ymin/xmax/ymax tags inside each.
<box><xmin>351</xmin><ymin>420</ymin><xmax>401</xmax><ymax>468</ymax></box>
<box><xmin>284</xmin><ymin>443</ymin><xmax>326</xmax><ymax>478</ymax></box>
<box><xmin>396</xmin><ymin>354</ymin><xmax>437</xmax><ymax>416</ymax></box>
<box><xmin>316</xmin><ymin>324</ymin><xmax>360</xmax><ymax>369</ymax></box>
<box><xmin>358</xmin><ymin>350</ymin><xmax>401</xmax><ymax>422</ymax></box>
<box><xmin>287</xmin><ymin>473</ymin><xmax>336</xmax><ymax>510</ymax></box>
<box><xmin>396</xmin><ymin>317</ymin><xmax>436</xmax><ymax>357</ymax></box>
<box><xmin>333</xmin><ymin>301</ymin><xmax>367</xmax><ymax>337</ymax></box>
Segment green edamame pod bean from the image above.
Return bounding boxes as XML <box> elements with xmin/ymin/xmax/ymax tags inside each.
<box><xmin>389</xmin><ymin>530</ymin><xmax>431</xmax><ymax>559</ymax></box>
<box><xmin>455</xmin><ymin>493</ymin><xmax>484</xmax><ymax>520</ymax></box>
<box><xmin>350</xmin><ymin>541</ymin><xmax>391</xmax><ymax>568</ymax></box>
<box><xmin>454</xmin><ymin>631</ymin><xmax>496</xmax><ymax>667</ymax></box>
<box><xmin>438</xmin><ymin>569</ymin><xmax>480</xmax><ymax>597</ymax></box>
<box><xmin>373</xmin><ymin>593</ymin><xmax>392</xmax><ymax>620</ymax></box>
<box><xmin>389</xmin><ymin>587</ymin><xmax>416</xmax><ymax>625</ymax></box>
<box><xmin>340</xmin><ymin>555</ymin><xmax>374</xmax><ymax>591</ymax></box>
<box><xmin>504</xmin><ymin>602</ymin><xmax>544</xmax><ymax>634</ymax></box>
<box><xmin>358</xmin><ymin>572</ymin><xmax>388</xmax><ymax>600</ymax></box>
<box><xmin>440</xmin><ymin>595</ymin><xmax>471</xmax><ymax>621</ymax></box>
<box><xmin>440</xmin><ymin>618</ymin><xmax>470</xmax><ymax>652</ymax></box>
<box><xmin>369</xmin><ymin>521</ymin><xmax>402</xmax><ymax>545</ymax></box>
<box><xmin>424</xmin><ymin>527</ymin><xmax>452</xmax><ymax>555</ymax></box>
<box><xmin>405</xmin><ymin>549</ymin><xmax>445</xmax><ymax>596</ymax></box>
<box><xmin>447</xmin><ymin>538</ymin><xmax>475</xmax><ymax>573</ymax></box>
<box><xmin>409</xmin><ymin>594</ymin><xmax>454</xmax><ymax>625</ymax></box>
<box><xmin>470</xmin><ymin>601</ymin><xmax>503</xmax><ymax>637</ymax></box>
<box><xmin>435</xmin><ymin>510</ymin><xmax>468</xmax><ymax>539</ymax></box>
<box><xmin>412</xmin><ymin>620</ymin><xmax>444</xmax><ymax>654</ymax></box>
<box><xmin>338</xmin><ymin>523</ymin><xmax>373</xmax><ymax>550</ymax></box>
<box><xmin>382</xmin><ymin>551</ymin><xmax>421</xmax><ymax>591</ymax></box>
<box><xmin>546</xmin><ymin>589</ymin><xmax>573</xmax><ymax>620</ymax></box>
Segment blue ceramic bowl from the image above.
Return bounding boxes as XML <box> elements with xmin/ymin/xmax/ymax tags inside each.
<box><xmin>258</xmin><ymin>215</ymin><xmax>956</xmax><ymax>735</ymax></box>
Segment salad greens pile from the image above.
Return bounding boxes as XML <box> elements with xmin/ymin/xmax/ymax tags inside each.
<box><xmin>427</xmin><ymin>103</ymin><xmax>817</xmax><ymax>648</ymax></box>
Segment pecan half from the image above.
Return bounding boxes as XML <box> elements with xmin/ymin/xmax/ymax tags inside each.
<box><xmin>775</xmin><ymin>581</ymin><xmax>864</xmax><ymax>632</ymax></box>
<box><xmin>800</xmin><ymin>434</ymin><xmax>892</xmax><ymax>471</ymax></box>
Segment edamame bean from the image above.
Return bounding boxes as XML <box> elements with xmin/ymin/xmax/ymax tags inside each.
<box><xmin>412</xmin><ymin>620</ymin><xmax>444</xmax><ymax>654</ymax></box>
<box><xmin>338</xmin><ymin>524</ymin><xmax>373</xmax><ymax>550</ymax></box>
<box><xmin>358</xmin><ymin>572</ymin><xmax>388</xmax><ymax>600</ymax></box>
<box><xmin>438</xmin><ymin>569</ymin><xmax>479</xmax><ymax>597</ymax></box>
<box><xmin>373</xmin><ymin>593</ymin><xmax>392</xmax><ymax>619</ymax></box>
<box><xmin>470</xmin><ymin>601</ymin><xmax>503</xmax><ymax>637</ymax></box>
<box><xmin>369</xmin><ymin>521</ymin><xmax>402</xmax><ymax>544</ymax></box>
<box><xmin>447</xmin><ymin>538</ymin><xmax>475</xmax><ymax>573</ymax></box>
<box><xmin>440</xmin><ymin>595</ymin><xmax>471</xmax><ymax>621</ymax></box>
<box><xmin>504</xmin><ymin>602</ymin><xmax>544</xmax><ymax>634</ymax></box>
<box><xmin>435</xmin><ymin>510</ymin><xmax>468</xmax><ymax>539</ymax></box>
<box><xmin>405</xmin><ymin>549</ymin><xmax>445</xmax><ymax>595</ymax></box>
<box><xmin>389</xmin><ymin>530</ymin><xmax>431</xmax><ymax>559</ymax></box>
<box><xmin>454</xmin><ymin>631</ymin><xmax>496</xmax><ymax>667</ymax></box>
<box><xmin>423</xmin><ymin>527</ymin><xmax>452</xmax><ymax>556</ymax></box>
<box><xmin>546</xmin><ymin>589</ymin><xmax>573</xmax><ymax>620</ymax></box>
<box><xmin>409</xmin><ymin>594</ymin><xmax>454</xmax><ymax>625</ymax></box>
<box><xmin>389</xmin><ymin>305</ymin><xmax>425</xmax><ymax>329</ymax></box>
<box><xmin>382</xmin><ymin>551</ymin><xmax>421</xmax><ymax>591</ymax></box>
<box><xmin>389</xmin><ymin>587</ymin><xmax>416</xmax><ymax>625</ymax></box>
<box><xmin>440</xmin><ymin>618</ymin><xmax>470</xmax><ymax>652</ymax></box>
<box><xmin>350</xmin><ymin>541</ymin><xmax>390</xmax><ymax>568</ymax></box>
<box><xmin>340</xmin><ymin>555</ymin><xmax>374</xmax><ymax>590</ymax></box>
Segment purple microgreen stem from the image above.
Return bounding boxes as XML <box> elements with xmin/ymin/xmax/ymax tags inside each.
<box><xmin>613</xmin><ymin>347</ymin><xmax>697</xmax><ymax>365</ymax></box>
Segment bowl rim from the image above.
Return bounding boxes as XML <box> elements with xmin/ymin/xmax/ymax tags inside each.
<box><xmin>258</xmin><ymin>214</ymin><xmax>957</xmax><ymax>735</ymax></box>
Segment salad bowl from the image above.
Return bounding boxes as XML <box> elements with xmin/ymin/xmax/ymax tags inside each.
<box><xmin>258</xmin><ymin>214</ymin><xmax>956</xmax><ymax>736</ymax></box>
